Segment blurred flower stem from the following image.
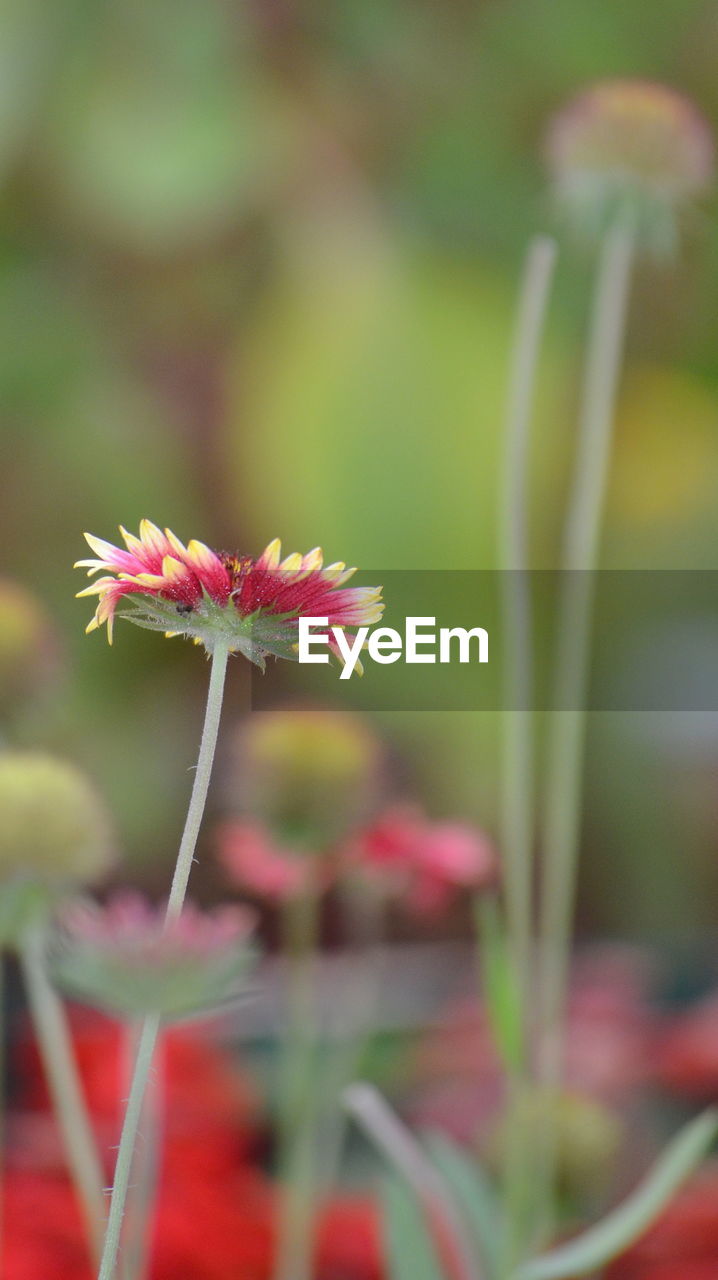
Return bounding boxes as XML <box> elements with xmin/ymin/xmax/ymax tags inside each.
<box><xmin>315</xmin><ymin>886</ymin><xmax>386</xmax><ymax>1193</ymax></box>
<box><xmin>19</xmin><ymin>927</ymin><xmax>107</xmax><ymax>1265</ymax></box>
<box><xmin>497</xmin><ymin>235</ymin><xmax>557</xmax><ymax>1271</ymax></box>
<box><xmin>537</xmin><ymin>220</ymin><xmax>635</xmax><ymax>1235</ymax></box>
<box><xmin>274</xmin><ymin>878</ymin><xmax>322</xmax><ymax>1280</ymax></box>
<box><xmin>122</xmin><ymin>1023</ymin><xmax>162</xmax><ymax>1280</ymax></box>
<box><xmin>97</xmin><ymin>639</ymin><xmax>230</xmax><ymax>1280</ymax></box>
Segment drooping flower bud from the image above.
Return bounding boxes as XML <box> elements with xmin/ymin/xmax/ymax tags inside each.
<box><xmin>50</xmin><ymin>893</ymin><xmax>257</xmax><ymax>1022</ymax></box>
<box><xmin>545</xmin><ymin>80</ymin><xmax>714</xmax><ymax>252</ymax></box>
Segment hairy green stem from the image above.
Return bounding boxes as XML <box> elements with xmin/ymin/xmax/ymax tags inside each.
<box><xmin>497</xmin><ymin>235</ymin><xmax>557</xmax><ymax>1273</ymax></box>
<box><xmin>96</xmin><ymin>640</ymin><xmax>230</xmax><ymax>1280</ymax></box>
<box><xmin>537</xmin><ymin>223</ymin><xmax>635</xmax><ymax>1234</ymax></box>
<box><xmin>122</xmin><ymin>1022</ymin><xmax>162</xmax><ymax>1280</ymax></box>
<box><xmin>20</xmin><ymin>928</ymin><xmax>106</xmax><ymax>1265</ymax></box>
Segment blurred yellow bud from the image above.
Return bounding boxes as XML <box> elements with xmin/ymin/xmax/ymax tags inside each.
<box><xmin>226</xmin><ymin>710</ymin><xmax>381</xmax><ymax>847</ymax></box>
<box><xmin>0</xmin><ymin>580</ymin><xmax>57</xmax><ymax>713</ymax></box>
<box><xmin>0</xmin><ymin>753</ymin><xmax>115</xmax><ymax>887</ymax></box>
<box><xmin>489</xmin><ymin>1088</ymin><xmax>622</xmax><ymax>1203</ymax></box>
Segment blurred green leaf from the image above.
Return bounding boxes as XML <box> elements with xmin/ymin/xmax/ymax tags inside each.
<box><xmin>381</xmin><ymin>1174</ymin><xmax>446</xmax><ymax>1280</ymax></box>
<box><xmin>476</xmin><ymin>896</ymin><xmax>523</xmax><ymax>1072</ymax></box>
<box><xmin>40</xmin><ymin>0</ymin><xmax>296</xmax><ymax>252</ymax></box>
<box><xmin>515</xmin><ymin>1108</ymin><xmax>718</xmax><ymax>1280</ymax></box>
<box><xmin>424</xmin><ymin>1132</ymin><xmax>502</xmax><ymax>1279</ymax></box>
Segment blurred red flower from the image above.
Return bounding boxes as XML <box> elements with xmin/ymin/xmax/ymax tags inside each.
<box><xmin>12</xmin><ymin>1006</ymin><xmax>262</xmax><ymax>1172</ymax></box>
<box><xmin>7</xmin><ymin>1008</ymin><xmax>384</xmax><ymax>1279</ymax></box>
<box><xmin>655</xmin><ymin>994</ymin><xmax>718</xmax><ymax>1101</ymax></box>
<box><xmin>605</xmin><ymin>1165</ymin><xmax>718</xmax><ymax>1279</ymax></box>
<box><xmin>315</xmin><ymin>1197</ymin><xmax>384</xmax><ymax>1280</ymax></box>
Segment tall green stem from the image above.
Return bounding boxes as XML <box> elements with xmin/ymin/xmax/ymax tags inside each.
<box><xmin>96</xmin><ymin>640</ymin><xmax>230</xmax><ymax>1280</ymax></box>
<box><xmin>315</xmin><ymin>886</ymin><xmax>385</xmax><ymax>1194</ymax></box>
<box><xmin>20</xmin><ymin>928</ymin><xmax>107</xmax><ymax>1265</ymax></box>
<box><xmin>537</xmin><ymin>223</ymin><xmax>635</xmax><ymax>1228</ymax></box>
<box><xmin>122</xmin><ymin>1022</ymin><xmax>162</xmax><ymax>1280</ymax></box>
<box><xmin>497</xmin><ymin>235</ymin><xmax>557</xmax><ymax>1273</ymax></box>
<box><xmin>273</xmin><ymin>881</ymin><xmax>321</xmax><ymax>1280</ymax></box>
<box><xmin>0</xmin><ymin>953</ymin><xmax>4</xmax><ymax>1266</ymax></box>
<box><xmin>499</xmin><ymin>234</ymin><xmax>557</xmax><ymax>1022</ymax></box>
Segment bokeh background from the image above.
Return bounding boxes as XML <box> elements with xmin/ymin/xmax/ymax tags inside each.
<box><xmin>3</xmin><ymin>0</ymin><xmax>718</xmax><ymax>944</ymax></box>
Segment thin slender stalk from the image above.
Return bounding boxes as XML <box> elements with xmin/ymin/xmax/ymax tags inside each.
<box><xmin>122</xmin><ymin>1022</ymin><xmax>162</xmax><ymax>1280</ymax></box>
<box><xmin>0</xmin><ymin>952</ymin><xmax>4</xmax><ymax>1265</ymax></box>
<box><xmin>20</xmin><ymin>929</ymin><xmax>106</xmax><ymax>1265</ymax></box>
<box><xmin>536</xmin><ymin>223</ymin><xmax>635</xmax><ymax>1231</ymax></box>
<box><xmin>96</xmin><ymin>640</ymin><xmax>230</xmax><ymax>1280</ymax></box>
<box><xmin>165</xmin><ymin>642</ymin><xmax>231</xmax><ymax>923</ymax></box>
<box><xmin>499</xmin><ymin>235</ymin><xmax>558</xmax><ymax>1005</ymax></box>
<box><xmin>496</xmin><ymin>235</ymin><xmax>557</xmax><ymax>1273</ymax></box>
<box><xmin>273</xmin><ymin>881</ymin><xmax>321</xmax><ymax>1280</ymax></box>
<box><xmin>315</xmin><ymin>886</ymin><xmax>385</xmax><ymax>1193</ymax></box>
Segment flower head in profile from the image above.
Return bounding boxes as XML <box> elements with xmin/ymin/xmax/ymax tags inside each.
<box><xmin>75</xmin><ymin>520</ymin><xmax>383</xmax><ymax>670</ymax></box>
<box><xmin>545</xmin><ymin>80</ymin><xmax>714</xmax><ymax>252</ymax></box>
<box><xmin>50</xmin><ymin>893</ymin><xmax>257</xmax><ymax>1022</ymax></box>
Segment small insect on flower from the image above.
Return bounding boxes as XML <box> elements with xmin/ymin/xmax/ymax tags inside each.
<box><xmin>545</xmin><ymin>80</ymin><xmax>715</xmax><ymax>252</ymax></box>
<box><xmin>75</xmin><ymin>519</ymin><xmax>383</xmax><ymax>670</ymax></box>
<box><xmin>49</xmin><ymin>893</ymin><xmax>258</xmax><ymax>1022</ymax></box>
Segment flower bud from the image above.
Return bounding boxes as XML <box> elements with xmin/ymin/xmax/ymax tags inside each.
<box><xmin>226</xmin><ymin>710</ymin><xmax>381</xmax><ymax>847</ymax></box>
<box><xmin>0</xmin><ymin>753</ymin><xmax>114</xmax><ymax>887</ymax></box>
<box><xmin>50</xmin><ymin>893</ymin><xmax>257</xmax><ymax>1022</ymax></box>
<box><xmin>546</xmin><ymin>80</ymin><xmax>714</xmax><ymax>251</ymax></box>
<box><xmin>489</xmin><ymin>1088</ymin><xmax>622</xmax><ymax>1203</ymax></box>
<box><xmin>0</xmin><ymin>580</ymin><xmax>57</xmax><ymax>713</ymax></box>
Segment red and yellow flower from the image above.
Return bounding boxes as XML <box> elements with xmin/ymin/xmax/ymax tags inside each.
<box><xmin>75</xmin><ymin>520</ymin><xmax>383</xmax><ymax>667</ymax></box>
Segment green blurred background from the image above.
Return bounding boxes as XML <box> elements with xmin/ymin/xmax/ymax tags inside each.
<box><xmin>3</xmin><ymin>0</ymin><xmax>718</xmax><ymax>942</ymax></box>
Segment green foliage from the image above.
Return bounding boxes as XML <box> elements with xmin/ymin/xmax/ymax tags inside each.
<box><xmin>381</xmin><ymin>1174</ymin><xmax>446</xmax><ymax>1280</ymax></box>
<box><xmin>516</xmin><ymin>1109</ymin><xmax>718</xmax><ymax>1280</ymax></box>
<box><xmin>476</xmin><ymin>896</ymin><xmax>524</xmax><ymax>1072</ymax></box>
<box><xmin>424</xmin><ymin>1133</ymin><xmax>502</xmax><ymax>1279</ymax></box>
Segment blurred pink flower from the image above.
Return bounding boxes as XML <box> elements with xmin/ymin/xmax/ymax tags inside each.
<box><xmin>349</xmin><ymin>806</ymin><xmax>497</xmax><ymax>915</ymax></box>
<box><xmin>217</xmin><ymin>819</ymin><xmax>319</xmax><ymax>903</ymax></box>
<box><xmin>51</xmin><ymin>892</ymin><xmax>257</xmax><ymax>1020</ymax></box>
